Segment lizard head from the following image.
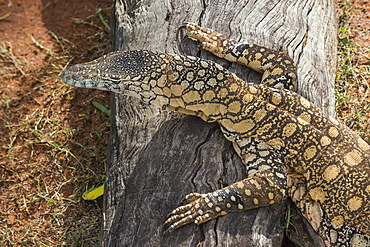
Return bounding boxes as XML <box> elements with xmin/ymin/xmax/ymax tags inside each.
<box><xmin>61</xmin><ymin>50</ymin><xmax>242</xmax><ymax>118</ymax></box>
<box><xmin>61</xmin><ymin>50</ymin><xmax>168</xmax><ymax>100</ymax></box>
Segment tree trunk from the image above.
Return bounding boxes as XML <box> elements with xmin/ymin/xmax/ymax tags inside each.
<box><xmin>101</xmin><ymin>0</ymin><xmax>337</xmax><ymax>246</ymax></box>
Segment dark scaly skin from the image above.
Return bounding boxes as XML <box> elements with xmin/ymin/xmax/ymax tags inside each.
<box><xmin>61</xmin><ymin>23</ymin><xmax>370</xmax><ymax>246</ymax></box>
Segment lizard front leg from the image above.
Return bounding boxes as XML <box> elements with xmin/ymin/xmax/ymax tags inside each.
<box><xmin>178</xmin><ymin>22</ymin><xmax>297</xmax><ymax>91</ymax></box>
<box><xmin>164</xmin><ymin>168</ymin><xmax>286</xmax><ymax>232</ymax></box>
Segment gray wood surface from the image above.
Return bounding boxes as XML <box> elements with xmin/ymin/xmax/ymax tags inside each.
<box><xmin>101</xmin><ymin>0</ymin><xmax>337</xmax><ymax>246</ymax></box>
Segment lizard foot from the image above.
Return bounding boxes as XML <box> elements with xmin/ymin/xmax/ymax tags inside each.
<box><xmin>164</xmin><ymin>192</ymin><xmax>228</xmax><ymax>233</ymax></box>
<box><xmin>177</xmin><ymin>22</ymin><xmax>236</xmax><ymax>58</ymax></box>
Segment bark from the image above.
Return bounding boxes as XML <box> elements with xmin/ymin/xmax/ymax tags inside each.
<box><xmin>101</xmin><ymin>0</ymin><xmax>337</xmax><ymax>246</ymax></box>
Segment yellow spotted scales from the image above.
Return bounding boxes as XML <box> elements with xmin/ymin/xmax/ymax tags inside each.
<box><xmin>61</xmin><ymin>23</ymin><xmax>370</xmax><ymax>246</ymax></box>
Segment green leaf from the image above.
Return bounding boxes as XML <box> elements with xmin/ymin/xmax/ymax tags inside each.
<box><xmin>92</xmin><ymin>101</ymin><xmax>111</xmax><ymax>117</ymax></box>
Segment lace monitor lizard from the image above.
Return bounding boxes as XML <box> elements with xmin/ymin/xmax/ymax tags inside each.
<box><xmin>61</xmin><ymin>23</ymin><xmax>370</xmax><ymax>246</ymax></box>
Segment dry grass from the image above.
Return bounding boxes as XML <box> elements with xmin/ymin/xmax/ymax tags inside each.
<box><xmin>335</xmin><ymin>1</ymin><xmax>370</xmax><ymax>143</ymax></box>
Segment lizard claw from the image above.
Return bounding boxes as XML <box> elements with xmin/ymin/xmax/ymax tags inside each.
<box><xmin>176</xmin><ymin>22</ymin><xmax>198</xmax><ymax>44</ymax></box>
<box><xmin>176</xmin><ymin>22</ymin><xmax>191</xmax><ymax>33</ymax></box>
<box><xmin>163</xmin><ymin>192</ymin><xmax>228</xmax><ymax>232</ymax></box>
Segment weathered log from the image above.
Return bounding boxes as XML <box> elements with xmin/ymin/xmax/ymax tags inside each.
<box><xmin>101</xmin><ymin>0</ymin><xmax>337</xmax><ymax>246</ymax></box>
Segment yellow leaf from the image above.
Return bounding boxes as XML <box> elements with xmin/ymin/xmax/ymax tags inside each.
<box><xmin>82</xmin><ymin>184</ymin><xmax>104</xmax><ymax>200</ymax></box>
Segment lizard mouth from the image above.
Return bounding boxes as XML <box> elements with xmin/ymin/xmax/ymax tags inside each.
<box><xmin>61</xmin><ymin>65</ymin><xmax>144</xmax><ymax>98</ymax></box>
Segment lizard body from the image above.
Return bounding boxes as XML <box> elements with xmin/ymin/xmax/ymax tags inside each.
<box><xmin>61</xmin><ymin>23</ymin><xmax>370</xmax><ymax>246</ymax></box>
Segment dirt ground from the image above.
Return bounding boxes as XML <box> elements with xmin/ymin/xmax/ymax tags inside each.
<box><xmin>1</xmin><ymin>0</ymin><xmax>111</xmax><ymax>246</ymax></box>
<box><xmin>0</xmin><ymin>0</ymin><xmax>369</xmax><ymax>246</ymax></box>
